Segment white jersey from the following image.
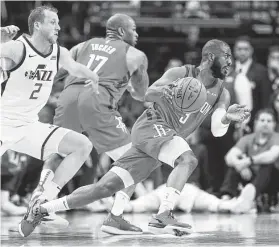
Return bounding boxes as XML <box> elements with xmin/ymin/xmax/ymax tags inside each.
<box><xmin>1</xmin><ymin>35</ymin><xmax>60</xmax><ymax>127</ymax></box>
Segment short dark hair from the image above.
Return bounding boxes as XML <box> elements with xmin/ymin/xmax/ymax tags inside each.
<box><xmin>201</xmin><ymin>39</ymin><xmax>229</xmax><ymax>61</ymax></box>
<box><xmin>28</xmin><ymin>5</ymin><xmax>58</xmax><ymax>35</ymax></box>
<box><xmin>235</xmin><ymin>35</ymin><xmax>252</xmax><ymax>47</ymax></box>
<box><xmin>106</xmin><ymin>13</ymin><xmax>133</xmax><ymax>34</ymax></box>
<box><xmin>254</xmin><ymin>108</ymin><xmax>276</xmax><ymax>122</ymax></box>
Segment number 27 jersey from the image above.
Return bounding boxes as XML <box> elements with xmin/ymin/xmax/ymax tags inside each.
<box><xmin>1</xmin><ymin>35</ymin><xmax>59</xmax><ymax>127</ymax></box>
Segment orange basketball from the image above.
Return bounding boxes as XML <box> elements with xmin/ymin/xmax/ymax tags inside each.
<box><xmin>173</xmin><ymin>77</ymin><xmax>207</xmax><ymax>113</ymax></box>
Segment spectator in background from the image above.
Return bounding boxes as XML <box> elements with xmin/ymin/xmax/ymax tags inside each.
<box><xmin>184</xmin><ymin>0</ymin><xmax>210</xmax><ymax>19</ymax></box>
<box><xmin>269</xmin><ymin>89</ymin><xmax>279</xmax><ymax>131</ymax></box>
<box><xmin>233</xmin><ymin>36</ymin><xmax>271</xmax><ymax>127</ymax></box>
<box><xmin>59</xmin><ymin>2</ymin><xmax>86</xmax><ymax>46</ymax></box>
<box><xmin>267</xmin><ymin>45</ymin><xmax>279</xmax><ymax>92</ymax></box>
<box><xmin>219</xmin><ymin>109</ymin><xmax>279</xmax><ymax>214</ymax></box>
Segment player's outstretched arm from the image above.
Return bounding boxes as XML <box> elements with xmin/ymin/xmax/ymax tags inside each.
<box><xmin>59</xmin><ymin>46</ymin><xmax>99</xmax><ymax>93</ymax></box>
<box><xmin>211</xmin><ymin>88</ymin><xmax>251</xmax><ymax>137</ymax></box>
<box><xmin>144</xmin><ymin>66</ymin><xmax>186</xmax><ymax>103</ymax></box>
<box><xmin>54</xmin><ymin>42</ymin><xmax>84</xmax><ymax>84</ymax></box>
<box><xmin>126</xmin><ymin>47</ymin><xmax>149</xmax><ymax>101</ymax></box>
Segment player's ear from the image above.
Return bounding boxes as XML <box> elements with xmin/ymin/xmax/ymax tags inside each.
<box><xmin>34</xmin><ymin>21</ymin><xmax>41</xmax><ymax>32</ymax></box>
<box><xmin>208</xmin><ymin>52</ymin><xmax>215</xmax><ymax>63</ymax></box>
<box><xmin>118</xmin><ymin>27</ymin><xmax>125</xmax><ymax>37</ymax></box>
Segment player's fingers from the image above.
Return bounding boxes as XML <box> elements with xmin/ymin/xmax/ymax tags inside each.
<box><xmin>165</xmin><ymin>88</ymin><xmax>174</xmax><ymax>96</ymax></box>
<box><xmin>12</xmin><ymin>25</ymin><xmax>20</xmax><ymax>32</ymax></box>
<box><xmin>84</xmin><ymin>80</ymin><xmax>92</xmax><ymax>87</ymax></box>
<box><xmin>4</xmin><ymin>26</ymin><xmax>11</xmax><ymax>34</ymax></box>
<box><xmin>236</xmin><ymin>104</ymin><xmax>247</xmax><ymax>108</ymax></box>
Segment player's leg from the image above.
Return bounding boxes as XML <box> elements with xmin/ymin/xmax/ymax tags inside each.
<box><xmin>79</xmin><ymin>94</ymin><xmax>141</xmax><ymax>234</ymax></box>
<box><xmin>106</xmin><ymin>143</ymin><xmax>135</xmax><ymax>218</ymax></box>
<box><xmin>148</xmin><ymin>136</ymin><xmax>197</xmax><ymax>235</ymax></box>
<box><xmin>17</xmin><ymin>123</ymin><xmax>92</xmax><ymax>237</ymax></box>
<box><xmin>32</xmin><ymin>85</ymin><xmax>84</xmax><ymax>202</ymax></box>
<box><xmin>21</xmin><ymin>147</ymin><xmax>158</xmax><ymax>237</ymax></box>
<box><xmin>102</xmin><ymin>143</ymin><xmax>141</xmax><ymax>234</ymax></box>
<box><xmin>126</xmin><ymin>184</ymin><xmax>165</xmax><ymax>213</ymax></box>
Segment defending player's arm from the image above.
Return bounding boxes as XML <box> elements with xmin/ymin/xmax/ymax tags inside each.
<box><xmin>126</xmin><ymin>47</ymin><xmax>149</xmax><ymax>101</ymax></box>
<box><xmin>211</xmin><ymin>88</ymin><xmax>251</xmax><ymax>137</ymax></box>
<box><xmin>54</xmin><ymin>42</ymin><xmax>84</xmax><ymax>83</ymax></box>
<box><xmin>144</xmin><ymin>66</ymin><xmax>186</xmax><ymax>103</ymax></box>
<box><xmin>59</xmin><ymin>46</ymin><xmax>99</xmax><ymax>93</ymax></box>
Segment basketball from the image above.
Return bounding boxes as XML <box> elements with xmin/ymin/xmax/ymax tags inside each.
<box><xmin>173</xmin><ymin>77</ymin><xmax>207</xmax><ymax>113</ymax></box>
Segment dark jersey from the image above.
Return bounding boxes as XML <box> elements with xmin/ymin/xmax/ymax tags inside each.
<box><xmin>151</xmin><ymin>65</ymin><xmax>224</xmax><ymax>138</ymax></box>
<box><xmin>64</xmin><ymin>38</ymin><xmax>131</xmax><ymax>103</ymax></box>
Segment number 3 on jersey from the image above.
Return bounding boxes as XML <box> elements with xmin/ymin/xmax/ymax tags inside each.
<box><xmin>87</xmin><ymin>54</ymin><xmax>108</xmax><ymax>72</ymax></box>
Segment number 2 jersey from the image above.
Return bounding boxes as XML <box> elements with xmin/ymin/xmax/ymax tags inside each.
<box><xmin>63</xmin><ymin>38</ymin><xmax>130</xmax><ymax>108</ymax></box>
<box><xmin>1</xmin><ymin>34</ymin><xmax>59</xmax><ymax>127</ymax></box>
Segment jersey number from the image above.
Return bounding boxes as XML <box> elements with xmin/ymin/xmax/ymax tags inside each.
<box><xmin>29</xmin><ymin>83</ymin><xmax>43</xmax><ymax>99</ymax></box>
<box><xmin>86</xmin><ymin>54</ymin><xmax>108</xmax><ymax>73</ymax></box>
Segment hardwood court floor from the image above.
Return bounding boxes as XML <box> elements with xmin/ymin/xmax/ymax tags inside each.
<box><xmin>1</xmin><ymin>211</ymin><xmax>279</xmax><ymax>247</ymax></box>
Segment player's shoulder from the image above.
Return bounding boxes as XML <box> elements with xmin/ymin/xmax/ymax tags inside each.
<box><xmin>1</xmin><ymin>40</ymin><xmax>25</xmax><ymax>62</ymax></box>
<box><xmin>164</xmin><ymin>66</ymin><xmax>187</xmax><ymax>78</ymax></box>
<box><xmin>127</xmin><ymin>46</ymin><xmax>146</xmax><ymax>58</ymax></box>
<box><xmin>3</xmin><ymin>40</ymin><xmax>24</xmax><ymax>51</ymax></box>
<box><xmin>126</xmin><ymin>46</ymin><xmax>147</xmax><ymax>70</ymax></box>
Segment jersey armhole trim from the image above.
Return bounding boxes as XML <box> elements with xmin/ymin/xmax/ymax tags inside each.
<box><xmin>125</xmin><ymin>44</ymin><xmax>131</xmax><ymax>77</ymax></box>
<box><xmin>211</xmin><ymin>82</ymin><xmax>225</xmax><ymax>111</ymax></box>
<box><xmin>184</xmin><ymin>65</ymin><xmax>190</xmax><ymax>78</ymax></box>
<box><xmin>57</xmin><ymin>45</ymin><xmax>60</xmax><ymax>71</ymax></box>
<box><xmin>9</xmin><ymin>41</ymin><xmax>26</xmax><ymax>73</ymax></box>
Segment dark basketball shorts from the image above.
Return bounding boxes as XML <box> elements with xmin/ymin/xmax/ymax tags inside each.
<box><xmin>110</xmin><ymin>109</ymin><xmax>192</xmax><ymax>187</ymax></box>
<box><xmin>54</xmin><ymin>84</ymin><xmax>131</xmax><ymax>154</ymax></box>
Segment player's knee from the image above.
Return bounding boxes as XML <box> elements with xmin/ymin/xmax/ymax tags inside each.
<box><xmin>78</xmin><ymin>135</ymin><xmax>93</xmax><ymax>157</ymax></box>
<box><xmin>44</xmin><ymin>153</ymin><xmax>63</xmax><ymax>170</ymax></box>
<box><xmin>98</xmin><ymin>179</ymin><xmax>123</xmax><ymax>198</ymax></box>
<box><xmin>175</xmin><ymin>152</ymin><xmax>198</xmax><ymax>169</ymax></box>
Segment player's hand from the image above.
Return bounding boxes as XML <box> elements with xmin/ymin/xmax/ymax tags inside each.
<box><xmin>84</xmin><ymin>79</ymin><xmax>99</xmax><ymax>94</ymax></box>
<box><xmin>84</xmin><ymin>73</ymin><xmax>99</xmax><ymax>94</ymax></box>
<box><xmin>1</xmin><ymin>25</ymin><xmax>20</xmax><ymax>43</ymax></box>
<box><xmin>226</xmin><ymin>104</ymin><xmax>251</xmax><ymax>123</ymax></box>
<box><xmin>240</xmin><ymin>167</ymin><xmax>252</xmax><ymax>181</ymax></box>
<box><xmin>160</xmin><ymin>82</ymin><xmax>177</xmax><ymax>103</ymax></box>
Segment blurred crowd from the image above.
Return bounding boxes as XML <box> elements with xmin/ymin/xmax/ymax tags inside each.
<box><xmin>1</xmin><ymin>1</ymin><xmax>279</xmax><ymax>216</ymax></box>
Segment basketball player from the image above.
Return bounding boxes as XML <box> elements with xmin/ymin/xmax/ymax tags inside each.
<box><xmin>0</xmin><ymin>5</ymin><xmax>99</xmax><ymax>235</ymax></box>
<box><xmin>36</xmin><ymin>13</ymin><xmax>148</xmax><ymax>235</ymax></box>
<box><xmin>20</xmin><ymin>39</ymin><xmax>251</xmax><ymax>236</ymax></box>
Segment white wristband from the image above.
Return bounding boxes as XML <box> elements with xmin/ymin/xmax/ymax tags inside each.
<box><xmin>211</xmin><ymin>108</ymin><xmax>230</xmax><ymax>137</ymax></box>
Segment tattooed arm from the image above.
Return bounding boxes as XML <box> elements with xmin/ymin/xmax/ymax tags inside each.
<box><xmin>126</xmin><ymin>46</ymin><xmax>149</xmax><ymax>101</ymax></box>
